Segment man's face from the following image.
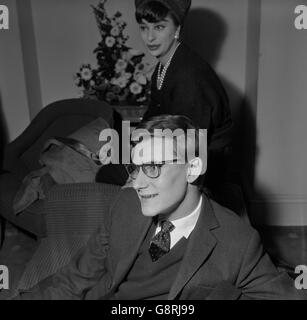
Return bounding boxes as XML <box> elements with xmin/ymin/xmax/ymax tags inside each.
<box><xmin>131</xmin><ymin>136</ymin><xmax>188</xmax><ymax>218</ymax></box>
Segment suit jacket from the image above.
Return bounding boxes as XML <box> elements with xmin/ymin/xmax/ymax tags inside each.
<box><xmin>16</xmin><ymin>188</ymin><xmax>303</xmax><ymax>300</ymax></box>
<box><xmin>144</xmin><ymin>44</ymin><xmax>233</xmax><ymax>152</ymax></box>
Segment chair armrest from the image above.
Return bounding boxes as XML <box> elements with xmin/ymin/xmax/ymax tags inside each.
<box><xmin>0</xmin><ymin>173</ymin><xmax>46</xmax><ymax>237</ymax></box>
<box><xmin>13</xmin><ymin>182</ymin><xmax>120</xmax><ymax>294</ymax></box>
<box><xmin>0</xmin><ymin>175</ymin><xmax>120</xmax><ymax>238</ymax></box>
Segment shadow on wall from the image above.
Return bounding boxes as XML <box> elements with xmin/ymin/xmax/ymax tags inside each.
<box><xmin>183</xmin><ymin>8</ymin><xmax>226</xmax><ymax>67</ymax></box>
<box><xmin>183</xmin><ymin>8</ymin><xmax>258</xmax><ymax>216</ymax></box>
<box><xmin>0</xmin><ymin>92</ymin><xmax>9</xmax><ymax>170</ymax></box>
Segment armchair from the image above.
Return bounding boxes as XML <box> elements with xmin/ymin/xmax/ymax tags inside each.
<box><xmin>14</xmin><ymin>182</ymin><xmax>121</xmax><ymax>296</ymax></box>
<box><xmin>0</xmin><ymin>98</ymin><xmax>114</xmax><ymax>240</ymax></box>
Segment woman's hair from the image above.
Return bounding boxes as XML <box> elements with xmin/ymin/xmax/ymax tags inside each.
<box><xmin>135</xmin><ymin>0</ymin><xmax>180</xmax><ymax>26</ymax></box>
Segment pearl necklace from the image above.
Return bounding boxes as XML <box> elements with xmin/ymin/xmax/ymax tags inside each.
<box><xmin>157</xmin><ymin>42</ymin><xmax>181</xmax><ymax>90</ymax></box>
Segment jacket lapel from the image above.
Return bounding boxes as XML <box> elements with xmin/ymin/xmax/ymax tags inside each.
<box><xmin>168</xmin><ymin>195</ymin><xmax>219</xmax><ymax>300</ymax></box>
<box><xmin>111</xmin><ymin>207</ymin><xmax>152</xmax><ymax>289</ymax></box>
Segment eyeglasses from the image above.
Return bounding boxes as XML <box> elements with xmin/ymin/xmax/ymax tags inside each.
<box><xmin>125</xmin><ymin>160</ymin><xmax>180</xmax><ymax>180</ymax></box>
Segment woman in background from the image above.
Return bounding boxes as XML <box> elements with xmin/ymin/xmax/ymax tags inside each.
<box><xmin>135</xmin><ymin>0</ymin><xmax>233</xmax><ymax>188</ymax></box>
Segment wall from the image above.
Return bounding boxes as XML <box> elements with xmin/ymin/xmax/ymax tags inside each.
<box><xmin>30</xmin><ymin>0</ymin><xmax>99</xmax><ymax>107</ymax></box>
<box><xmin>250</xmin><ymin>0</ymin><xmax>307</xmax><ymax>225</ymax></box>
<box><xmin>0</xmin><ymin>0</ymin><xmax>30</xmax><ymax>142</ymax></box>
<box><xmin>17</xmin><ymin>0</ymin><xmax>42</xmax><ymax>119</ymax></box>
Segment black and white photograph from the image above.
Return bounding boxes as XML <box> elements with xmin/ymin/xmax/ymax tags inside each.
<box><xmin>0</xmin><ymin>0</ymin><xmax>307</xmax><ymax>303</ymax></box>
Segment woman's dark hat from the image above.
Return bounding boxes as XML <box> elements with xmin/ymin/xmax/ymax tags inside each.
<box><xmin>135</xmin><ymin>0</ymin><xmax>192</xmax><ymax>24</ymax></box>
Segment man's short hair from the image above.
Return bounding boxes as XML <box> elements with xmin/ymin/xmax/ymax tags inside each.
<box><xmin>131</xmin><ymin>114</ymin><xmax>207</xmax><ymax>187</ymax></box>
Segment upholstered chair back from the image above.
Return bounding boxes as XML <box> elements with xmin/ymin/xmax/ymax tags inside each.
<box><xmin>3</xmin><ymin>99</ymin><xmax>113</xmax><ymax>178</ymax></box>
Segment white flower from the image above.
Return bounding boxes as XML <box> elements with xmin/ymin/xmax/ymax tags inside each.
<box><xmin>90</xmin><ymin>80</ymin><xmax>95</xmax><ymax>86</ymax></box>
<box><xmin>117</xmin><ymin>77</ymin><xmax>129</xmax><ymax>88</ymax></box>
<box><xmin>111</xmin><ymin>76</ymin><xmax>128</xmax><ymax>89</ymax></box>
<box><xmin>122</xmin><ymin>72</ymin><xmax>132</xmax><ymax>80</ymax></box>
<box><xmin>105</xmin><ymin>36</ymin><xmax>115</xmax><ymax>47</ymax></box>
<box><xmin>130</xmin><ymin>82</ymin><xmax>142</xmax><ymax>95</ymax></box>
<box><xmin>110</xmin><ymin>78</ymin><xmax>117</xmax><ymax>85</ymax></box>
<box><xmin>115</xmin><ymin>59</ymin><xmax>127</xmax><ymax>72</ymax></box>
<box><xmin>110</xmin><ymin>26</ymin><xmax>120</xmax><ymax>36</ymax></box>
<box><xmin>80</xmin><ymin>67</ymin><xmax>92</xmax><ymax>81</ymax></box>
<box><xmin>134</xmin><ymin>72</ymin><xmax>147</xmax><ymax>85</ymax></box>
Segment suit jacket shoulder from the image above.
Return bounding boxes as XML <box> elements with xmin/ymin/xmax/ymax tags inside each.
<box><xmin>203</xmin><ymin>197</ymin><xmax>305</xmax><ymax>299</ymax></box>
<box><xmin>209</xmin><ymin>198</ymin><xmax>255</xmax><ymax>239</ymax></box>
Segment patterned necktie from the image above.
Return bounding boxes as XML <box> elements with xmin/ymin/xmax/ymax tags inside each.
<box><xmin>149</xmin><ymin>220</ymin><xmax>175</xmax><ymax>262</ymax></box>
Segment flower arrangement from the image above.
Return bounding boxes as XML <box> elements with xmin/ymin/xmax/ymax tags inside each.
<box><xmin>74</xmin><ymin>0</ymin><xmax>152</xmax><ymax>106</ymax></box>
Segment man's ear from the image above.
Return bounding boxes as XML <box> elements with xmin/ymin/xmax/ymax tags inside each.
<box><xmin>186</xmin><ymin>157</ymin><xmax>204</xmax><ymax>183</ymax></box>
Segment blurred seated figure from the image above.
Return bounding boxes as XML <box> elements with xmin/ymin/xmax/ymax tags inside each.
<box><xmin>0</xmin><ymin>98</ymin><xmax>121</xmax><ymax>241</ymax></box>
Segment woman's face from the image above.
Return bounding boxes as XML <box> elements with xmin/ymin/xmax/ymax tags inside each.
<box><xmin>138</xmin><ymin>14</ymin><xmax>180</xmax><ymax>63</ymax></box>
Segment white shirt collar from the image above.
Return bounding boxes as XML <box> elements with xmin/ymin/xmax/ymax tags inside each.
<box><xmin>155</xmin><ymin>195</ymin><xmax>202</xmax><ymax>248</ymax></box>
<box><xmin>170</xmin><ymin>195</ymin><xmax>202</xmax><ymax>239</ymax></box>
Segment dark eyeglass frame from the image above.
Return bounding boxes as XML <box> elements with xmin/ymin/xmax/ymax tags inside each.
<box><xmin>125</xmin><ymin>160</ymin><xmax>180</xmax><ymax>179</ymax></box>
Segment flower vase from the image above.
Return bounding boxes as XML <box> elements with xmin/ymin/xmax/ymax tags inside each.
<box><xmin>112</xmin><ymin>105</ymin><xmax>148</xmax><ymax>123</ymax></box>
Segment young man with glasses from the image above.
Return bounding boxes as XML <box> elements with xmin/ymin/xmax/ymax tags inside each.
<box><xmin>14</xmin><ymin>115</ymin><xmax>303</xmax><ymax>300</ymax></box>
